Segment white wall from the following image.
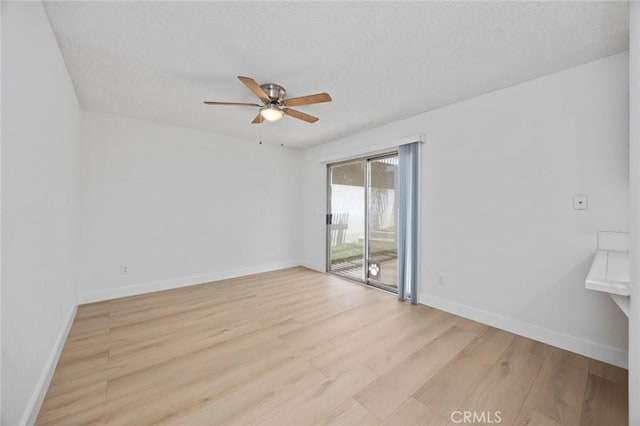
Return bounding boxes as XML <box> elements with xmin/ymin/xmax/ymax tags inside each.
<box><xmin>78</xmin><ymin>111</ymin><xmax>303</xmax><ymax>302</ymax></box>
<box><xmin>628</xmin><ymin>3</ymin><xmax>639</xmax><ymax>423</ymax></box>
<box><xmin>302</xmin><ymin>53</ymin><xmax>630</xmax><ymax>367</ymax></box>
<box><xmin>1</xmin><ymin>2</ymin><xmax>81</xmax><ymax>425</ymax></box>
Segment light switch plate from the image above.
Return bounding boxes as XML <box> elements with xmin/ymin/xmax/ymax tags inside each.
<box><xmin>574</xmin><ymin>194</ymin><xmax>588</xmax><ymax>210</ymax></box>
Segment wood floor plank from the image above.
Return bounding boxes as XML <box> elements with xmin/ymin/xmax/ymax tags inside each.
<box><xmin>44</xmin><ymin>367</ymin><xmax>111</xmax><ymax>400</ymax></box>
<box><xmin>65</xmin><ymin>314</ymin><xmax>109</xmax><ymax>342</ymax></box>
<box><xmin>459</xmin><ymin>336</ymin><xmax>546</xmax><ymax>425</ymax></box>
<box><xmin>580</xmin><ymin>373</ymin><xmax>629</xmax><ymax>426</ymax></box>
<box><xmin>381</xmin><ymin>398</ymin><xmax>449</xmax><ymax>426</ymax></box>
<box><xmin>35</xmin><ymin>267</ymin><xmax>628</xmax><ymax>425</ymax></box>
<box><xmin>310</xmin><ymin>307</ymin><xmax>439</xmax><ymax>378</ymax></box>
<box><xmin>514</xmin><ymin>405</ymin><xmax>562</xmax><ymax>426</ymax></box>
<box><xmin>48</xmin><ymin>351</ymin><xmax>109</xmax><ymax>385</ymax></box>
<box><xmin>523</xmin><ymin>346</ymin><xmax>590</xmax><ymax>425</ymax></box>
<box><xmin>106</xmin><ymin>339</ymin><xmax>296</xmax><ymax>424</ymax></box>
<box><xmin>37</xmin><ymin>381</ymin><xmax>107</xmax><ymax>425</ymax></box>
<box><xmin>355</xmin><ymin>309</ymin><xmax>462</xmax><ymax>376</ymax></box>
<box><xmin>413</xmin><ymin>327</ymin><xmax>514</xmax><ymax>417</ymax></box>
<box><xmin>107</xmin><ymin>319</ymin><xmax>264</xmax><ymax>380</ymax></box>
<box><xmin>164</xmin><ymin>360</ymin><xmax>327</xmax><ymax>425</ymax></box>
<box><xmin>37</xmin><ymin>402</ymin><xmax>109</xmax><ymax>426</ymax></box>
<box><xmin>74</xmin><ymin>301</ymin><xmax>111</xmax><ymax>319</ymax></box>
<box><xmin>257</xmin><ymin>362</ymin><xmax>378</xmax><ymax>426</ymax></box>
<box><xmin>508</xmin><ymin>335</ymin><xmax>554</xmax><ymax>359</ymax></box>
<box><xmin>279</xmin><ymin>298</ymin><xmax>393</xmax><ymax>352</ymax></box>
<box><xmin>589</xmin><ymin>358</ymin><xmax>628</xmax><ymax>384</ymax></box>
<box><xmin>312</xmin><ymin>399</ymin><xmax>381</xmax><ymax>426</ymax></box>
<box><xmin>106</xmin><ymin>331</ymin><xmax>289</xmax><ymax>402</ymax></box>
<box><xmin>355</xmin><ymin>325</ymin><xmax>478</xmax><ymax>420</ymax></box>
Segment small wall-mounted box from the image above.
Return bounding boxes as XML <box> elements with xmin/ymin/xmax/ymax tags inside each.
<box><xmin>573</xmin><ymin>194</ymin><xmax>588</xmax><ymax>210</ymax></box>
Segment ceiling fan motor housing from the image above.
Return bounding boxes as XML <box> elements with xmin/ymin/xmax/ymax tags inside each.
<box><xmin>261</xmin><ymin>84</ymin><xmax>286</xmax><ymax>104</ymax></box>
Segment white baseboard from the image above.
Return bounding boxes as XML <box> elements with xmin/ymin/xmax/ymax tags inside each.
<box><xmin>21</xmin><ymin>297</ymin><xmax>78</xmax><ymax>426</ymax></box>
<box><xmin>77</xmin><ymin>261</ymin><xmax>302</xmax><ymax>304</ymax></box>
<box><xmin>420</xmin><ymin>294</ymin><xmax>628</xmax><ymax>369</ymax></box>
<box><xmin>299</xmin><ymin>260</ymin><xmax>325</xmax><ymax>273</ymax></box>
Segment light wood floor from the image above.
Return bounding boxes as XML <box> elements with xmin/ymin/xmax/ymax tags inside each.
<box><xmin>37</xmin><ymin>267</ymin><xmax>628</xmax><ymax>425</ymax></box>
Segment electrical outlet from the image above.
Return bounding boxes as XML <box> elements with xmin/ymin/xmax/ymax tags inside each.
<box><xmin>275</xmin><ymin>247</ymin><xmax>281</xmax><ymax>255</ymax></box>
<box><xmin>438</xmin><ymin>274</ymin><xmax>446</xmax><ymax>286</ymax></box>
<box><xmin>121</xmin><ymin>265</ymin><xmax>128</xmax><ymax>275</ymax></box>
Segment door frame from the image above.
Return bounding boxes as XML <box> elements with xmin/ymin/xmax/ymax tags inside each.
<box><xmin>325</xmin><ymin>151</ymin><xmax>398</xmax><ymax>292</ymax></box>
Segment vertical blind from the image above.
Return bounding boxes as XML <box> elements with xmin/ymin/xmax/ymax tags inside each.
<box><xmin>397</xmin><ymin>142</ymin><xmax>419</xmax><ymax>303</ymax></box>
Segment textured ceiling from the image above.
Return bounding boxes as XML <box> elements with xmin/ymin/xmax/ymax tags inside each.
<box><xmin>44</xmin><ymin>1</ymin><xmax>629</xmax><ymax>148</ymax></box>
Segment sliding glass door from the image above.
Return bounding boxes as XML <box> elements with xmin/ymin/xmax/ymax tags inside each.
<box><xmin>327</xmin><ymin>160</ymin><xmax>366</xmax><ymax>282</ymax></box>
<box><xmin>366</xmin><ymin>155</ymin><xmax>398</xmax><ymax>290</ymax></box>
<box><xmin>327</xmin><ymin>153</ymin><xmax>398</xmax><ymax>291</ymax></box>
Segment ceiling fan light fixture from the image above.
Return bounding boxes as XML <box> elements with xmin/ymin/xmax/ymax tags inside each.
<box><xmin>260</xmin><ymin>105</ymin><xmax>284</xmax><ymax>122</ymax></box>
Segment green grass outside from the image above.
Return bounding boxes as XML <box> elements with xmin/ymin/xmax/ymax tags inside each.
<box><xmin>331</xmin><ymin>239</ymin><xmax>397</xmax><ymax>263</ymax></box>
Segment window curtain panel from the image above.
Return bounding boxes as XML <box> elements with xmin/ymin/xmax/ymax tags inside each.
<box><xmin>397</xmin><ymin>142</ymin><xmax>419</xmax><ymax>303</ymax></box>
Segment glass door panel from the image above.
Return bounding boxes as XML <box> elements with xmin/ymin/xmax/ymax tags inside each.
<box><xmin>367</xmin><ymin>155</ymin><xmax>398</xmax><ymax>290</ymax></box>
<box><xmin>327</xmin><ymin>161</ymin><xmax>366</xmax><ymax>281</ymax></box>
<box><xmin>327</xmin><ymin>153</ymin><xmax>398</xmax><ymax>292</ymax></box>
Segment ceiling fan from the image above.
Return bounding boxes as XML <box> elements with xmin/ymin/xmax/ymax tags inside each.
<box><xmin>204</xmin><ymin>76</ymin><xmax>332</xmax><ymax>124</ymax></box>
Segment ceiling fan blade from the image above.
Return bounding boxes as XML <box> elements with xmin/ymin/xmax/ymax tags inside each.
<box><xmin>284</xmin><ymin>108</ymin><xmax>319</xmax><ymax>123</ymax></box>
<box><xmin>251</xmin><ymin>113</ymin><xmax>265</xmax><ymax>124</ymax></box>
<box><xmin>204</xmin><ymin>101</ymin><xmax>260</xmax><ymax>107</ymax></box>
<box><xmin>284</xmin><ymin>93</ymin><xmax>332</xmax><ymax>107</ymax></box>
<box><xmin>237</xmin><ymin>76</ymin><xmax>270</xmax><ymax>102</ymax></box>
